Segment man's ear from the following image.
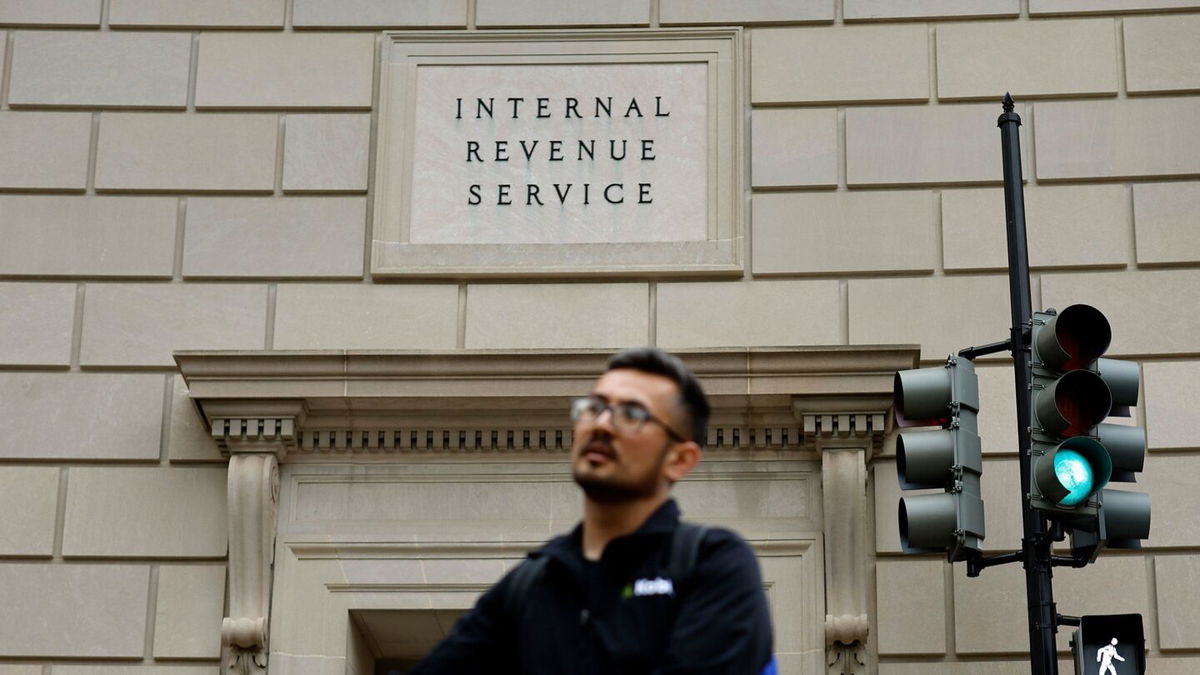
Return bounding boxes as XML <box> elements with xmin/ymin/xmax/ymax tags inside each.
<box><xmin>663</xmin><ymin>441</ymin><xmax>701</xmax><ymax>483</ymax></box>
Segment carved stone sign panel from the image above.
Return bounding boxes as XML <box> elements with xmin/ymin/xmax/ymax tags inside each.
<box><xmin>373</xmin><ymin>29</ymin><xmax>745</xmax><ymax>278</ymax></box>
<box><xmin>410</xmin><ymin>63</ymin><xmax>707</xmax><ymax>245</ymax></box>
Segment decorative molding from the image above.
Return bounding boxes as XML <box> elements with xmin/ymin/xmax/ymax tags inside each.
<box><xmin>213</xmin><ymin>417</ymin><xmax>298</xmax><ymax>455</ymax></box>
<box><xmin>821</xmin><ymin>446</ymin><xmax>872</xmax><ymax>675</ymax></box>
<box><xmin>175</xmin><ymin>346</ymin><xmax>917</xmax><ymax>410</ymax></box>
<box><xmin>820</xmin><ymin>448</ymin><xmax>871</xmax><ymax>651</ymax></box>
<box><xmin>826</xmin><ymin>638</ymin><xmax>868</xmax><ymax>675</ymax></box>
<box><xmin>207</xmin><ymin>400</ymin><xmax>306</xmax><ymax>457</ymax></box>
<box><xmin>177</xmin><ymin>346</ymin><xmax>914</xmax><ymax>453</ymax></box>
<box><xmin>328</xmin><ymin>582</ymin><xmax>494</xmax><ymax>593</ymax></box>
<box><xmin>293</xmin><ymin>424</ymin><xmax>805</xmax><ymax>454</ymax></box>
<box><xmin>289</xmin><ymin>540</ymin><xmax>544</xmax><ymax>560</ymax></box>
<box><xmin>371</xmin><ymin>28</ymin><xmax>746</xmax><ymax>279</ymax></box>
<box><xmin>795</xmin><ymin>404</ymin><xmax>888</xmax><ymax>675</ymax></box>
<box><xmin>221</xmin><ymin>449</ymin><xmax>281</xmax><ymax>674</ymax></box>
<box><xmin>287</xmin><ymin>537</ymin><xmax>814</xmax><ymax>561</ymax></box>
<box><xmin>799</xmin><ymin>412</ymin><xmax>887</xmax><ymax>454</ymax></box>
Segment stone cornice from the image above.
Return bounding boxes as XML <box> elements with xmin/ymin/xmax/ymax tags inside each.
<box><xmin>177</xmin><ymin>346</ymin><xmax>915</xmax><ymax>453</ymax></box>
<box><xmin>177</xmin><ymin>345</ymin><xmax>915</xmax><ymax>409</ymax></box>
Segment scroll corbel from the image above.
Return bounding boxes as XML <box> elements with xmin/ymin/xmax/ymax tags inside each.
<box><xmin>211</xmin><ymin>412</ymin><xmax>301</xmax><ymax>675</ymax></box>
<box><xmin>799</xmin><ymin>409</ymin><xmax>885</xmax><ymax>675</ymax></box>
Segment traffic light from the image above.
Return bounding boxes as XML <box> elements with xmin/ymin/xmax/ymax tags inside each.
<box><xmin>1069</xmin><ymin>613</ymin><xmax>1146</xmax><ymax>675</ymax></box>
<box><xmin>1028</xmin><ymin>304</ymin><xmax>1150</xmax><ymax>555</ymax></box>
<box><xmin>1069</xmin><ymin>359</ymin><xmax>1151</xmax><ymax>561</ymax></box>
<box><xmin>893</xmin><ymin>355</ymin><xmax>985</xmax><ymax>562</ymax></box>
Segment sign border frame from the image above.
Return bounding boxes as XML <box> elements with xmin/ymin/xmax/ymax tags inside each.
<box><xmin>371</xmin><ymin>28</ymin><xmax>746</xmax><ymax>279</ymax></box>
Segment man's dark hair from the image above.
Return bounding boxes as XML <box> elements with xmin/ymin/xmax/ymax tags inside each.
<box><xmin>606</xmin><ymin>348</ymin><xmax>710</xmax><ymax>446</ymax></box>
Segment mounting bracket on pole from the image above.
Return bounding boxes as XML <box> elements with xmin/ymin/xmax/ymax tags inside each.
<box><xmin>957</xmin><ymin>339</ymin><xmax>1012</xmax><ymax>361</ymax></box>
<box><xmin>965</xmin><ymin>550</ymin><xmax>1021</xmax><ymax>577</ymax></box>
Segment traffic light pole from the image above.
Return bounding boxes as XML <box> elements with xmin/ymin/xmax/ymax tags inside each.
<box><xmin>998</xmin><ymin>93</ymin><xmax>1059</xmax><ymax>675</ymax></box>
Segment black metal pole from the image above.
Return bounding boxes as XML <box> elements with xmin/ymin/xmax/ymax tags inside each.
<box><xmin>998</xmin><ymin>93</ymin><xmax>1058</xmax><ymax>675</ymax></box>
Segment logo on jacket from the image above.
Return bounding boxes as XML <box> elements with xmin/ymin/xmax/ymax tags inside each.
<box><xmin>624</xmin><ymin>577</ymin><xmax>674</xmax><ymax>598</ymax></box>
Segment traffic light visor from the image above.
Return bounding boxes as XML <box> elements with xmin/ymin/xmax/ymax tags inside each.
<box><xmin>894</xmin><ymin>368</ymin><xmax>952</xmax><ymax>427</ymax></box>
<box><xmin>1097</xmin><ymin>357</ymin><xmax>1140</xmax><ymax>414</ymax></box>
<box><xmin>899</xmin><ymin>493</ymin><xmax>958</xmax><ymax>552</ymax></box>
<box><xmin>1036</xmin><ymin>304</ymin><xmax>1111</xmax><ymax>371</ymax></box>
<box><xmin>1102</xmin><ymin>488</ymin><xmax>1152</xmax><ymax>544</ymax></box>
<box><xmin>1096</xmin><ymin>423</ymin><xmax>1147</xmax><ymax>482</ymax></box>
<box><xmin>1036</xmin><ymin>369</ymin><xmax>1112</xmax><ymax>436</ymax></box>
<box><xmin>897</xmin><ymin>430</ymin><xmax>954</xmax><ymax>489</ymax></box>
<box><xmin>894</xmin><ymin>358</ymin><xmax>978</xmax><ymax>427</ymax></box>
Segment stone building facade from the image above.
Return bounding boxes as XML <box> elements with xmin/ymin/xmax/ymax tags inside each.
<box><xmin>1</xmin><ymin>1</ymin><xmax>1199</xmax><ymax>674</ymax></box>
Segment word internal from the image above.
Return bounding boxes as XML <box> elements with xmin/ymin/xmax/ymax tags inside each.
<box><xmin>456</xmin><ymin>95</ymin><xmax>671</xmax><ymax>120</ymax></box>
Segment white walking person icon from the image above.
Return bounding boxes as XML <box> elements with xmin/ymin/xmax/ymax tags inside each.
<box><xmin>1096</xmin><ymin>637</ymin><xmax>1125</xmax><ymax>675</ymax></box>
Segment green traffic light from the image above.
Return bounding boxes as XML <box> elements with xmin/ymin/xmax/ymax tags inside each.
<box><xmin>1054</xmin><ymin>449</ymin><xmax>1095</xmax><ymax>506</ymax></box>
<box><xmin>1032</xmin><ymin>435</ymin><xmax>1112</xmax><ymax>511</ymax></box>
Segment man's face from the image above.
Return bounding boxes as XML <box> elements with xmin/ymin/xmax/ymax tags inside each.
<box><xmin>570</xmin><ymin>368</ymin><xmax>686</xmax><ymax>503</ymax></box>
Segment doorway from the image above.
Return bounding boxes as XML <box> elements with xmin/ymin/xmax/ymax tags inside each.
<box><xmin>349</xmin><ymin>609</ymin><xmax>468</xmax><ymax>674</ymax></box>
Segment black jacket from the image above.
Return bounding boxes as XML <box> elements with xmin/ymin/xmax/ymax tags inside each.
<box><xmin>412</xmin><ymin>500</ymin><xmax>774</xmax><ymax>675</ymax></box>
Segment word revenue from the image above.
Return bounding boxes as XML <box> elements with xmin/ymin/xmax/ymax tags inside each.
<box><xmin>467</xmin><ymin>182</ymin><xmax>653</xmax><ymax>206</ymax></box>
<box><xmin>456</xmin><ymin>96</ymin><xmax>671</xmax><ymax>120</ymax></box>
<box><xmin>467</xmin><ymin>139</ymin><xmax>655</xmax><ymax>163</ymax></box>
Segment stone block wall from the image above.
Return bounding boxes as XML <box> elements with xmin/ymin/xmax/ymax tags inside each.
<box><xmin>1</xmin><ymin>0</ymin><xmax>1199</xmax><ymax>672</ymax></box>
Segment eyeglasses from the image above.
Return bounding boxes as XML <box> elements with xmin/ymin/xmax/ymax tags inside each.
<box><xmin>569</xmin><ymin>396</ymin><xmax>688</xmax><ymax>442</ymax></box>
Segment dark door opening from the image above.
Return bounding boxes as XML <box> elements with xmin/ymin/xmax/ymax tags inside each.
<box><xmin>351</xmin><ymin>608</ymin><xmax>468</xmax><ymax>674</ymax></box>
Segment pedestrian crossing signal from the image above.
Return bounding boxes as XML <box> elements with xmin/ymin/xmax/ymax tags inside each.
<box><xmin>1069</xmin><ymin>613</ymin><xmax>1145</xmax><ymax>675</ymax></box>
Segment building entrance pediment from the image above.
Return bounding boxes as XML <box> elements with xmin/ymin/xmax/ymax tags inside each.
<box><xmin>175</xmin><ymin>345</ymin><xmax>917</xmax><ymax>674</ymax></box>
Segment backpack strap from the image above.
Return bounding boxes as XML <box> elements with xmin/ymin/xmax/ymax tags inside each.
<box><xmin>667</xmin><ymin>522</ymin><xmax>709</xmax><ymax>594</ymax></box>
<box><xmin>669</xmin><ymin>524</ymin><xmax>776</xmax><ymax>675</ymax></box>
<box><xmin>503</xmin><ymin>556</ymin><xmax>548</xmax><ymax>624</ymax></box>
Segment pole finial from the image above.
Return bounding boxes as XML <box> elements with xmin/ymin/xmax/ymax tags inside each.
<box><xmin>1003</xmin><ymin>92</ymin><xmax>1015</xmax><ymax>112</ymax></box>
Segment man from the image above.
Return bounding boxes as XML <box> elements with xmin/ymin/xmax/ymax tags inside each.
<box><xmin>413</xmin><ymin>348</ymin><xmax>775</xmax><ymax>674</ymax></box>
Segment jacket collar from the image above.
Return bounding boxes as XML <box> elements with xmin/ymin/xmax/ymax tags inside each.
<box><xmin>628</xmin><ymin>497</ymin><xmax>681</xmax><ymax>536</ymax></box>
<box><xmin>536</xmin><ymin>498</ymin><xmax>681</xmax><ymax>566</ymax></box>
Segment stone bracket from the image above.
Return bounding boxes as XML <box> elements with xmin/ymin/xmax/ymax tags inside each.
<box><xmin>221</xmin><ymin>446</ymin><xmax>284</xmax><ymax>674</ymax></box>
<box><xmin>826</xmin><ymin>638</ymin><xmax>868</xmax><ymax>675</ymax></box>
<box><xmin>797</xmin><ymin>405</ymin><xmax>887</xmax><ymax>675</ymax></box>
<box><xmin>207</xmin><ymin>405</ymin><xmax>303</xmax><ymax>673</ymax></box>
